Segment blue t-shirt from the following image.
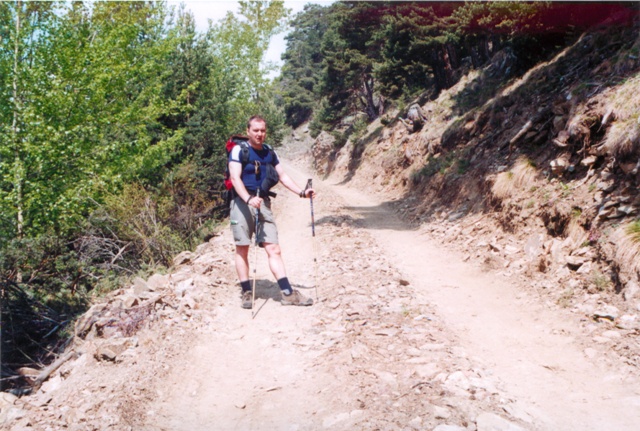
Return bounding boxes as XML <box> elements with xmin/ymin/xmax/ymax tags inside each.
<box><xmin>229</xmin><ymin>144</ymin><xmax>280</xmax><ymax>193</ymax></box>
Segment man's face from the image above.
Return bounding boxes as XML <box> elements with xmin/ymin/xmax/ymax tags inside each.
<box><xmin>247</xmin><ymin>120</ymin><xmax>267</xmax><ymax>146</ymax></box>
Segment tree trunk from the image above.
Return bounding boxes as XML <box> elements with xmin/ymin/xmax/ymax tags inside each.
<box><xmin>12</xmin><ymin>1</ymin><xmax>24</xmax><ymax>282</ymax></box>
<box><xmin>430</xmin><ymin>46</ymin><xmax>454</xmax><ymax>93</ymax></box>
<box><xmin>442</xmin><ymin>44</ymin><xmax>456</xmax><ymax>88</ymax></box>
<box><xmin>362</xmin><ymin>75</ymin><xmax>378</xmax><ymax>121</ymax></box>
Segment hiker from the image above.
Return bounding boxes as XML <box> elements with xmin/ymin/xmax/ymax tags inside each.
<box><xmin>228</xmin><ymin>115</ymin><xmax>316</xmax><ymax>309</ymax></box>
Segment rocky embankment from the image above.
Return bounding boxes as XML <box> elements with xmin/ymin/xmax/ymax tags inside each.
<box><xmin>0</xmin><ymin>236</ymin><xmax>237</xmax><ymax>430</ymax></box>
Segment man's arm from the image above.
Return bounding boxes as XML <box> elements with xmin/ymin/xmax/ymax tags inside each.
<box><xmin>229</xmin><ymin>161</ymin><xmax>256</xmax><ymax>206</ymax></box>
<box><xmin>275</xmin><ymin>164</ymin><xmax>315</xmax><ymax>198</ymax></box>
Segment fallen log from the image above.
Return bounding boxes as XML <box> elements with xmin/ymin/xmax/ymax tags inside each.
<box><xmin>32</xmin><ymin>350</ymin><xmax>78</xmax><ymax>391</ymax></box>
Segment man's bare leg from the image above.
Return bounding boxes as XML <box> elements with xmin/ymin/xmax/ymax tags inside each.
<box><xmin>263</xmin><ymin>242</ymin><xmax>312</xmax><ymax>306</ymax></box>
<box><xmin>235</xmin><ymin>245</ymin><xmax>250</xmax><ymax>281</ymax></box>
<box><xmin>263</xmin><ymin>242</ymin><xmax>287</xmax><ymax>280</ymax></box>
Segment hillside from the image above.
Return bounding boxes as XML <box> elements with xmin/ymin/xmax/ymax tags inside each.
<box><xmin>312</xmin><ymin>23</ymin><xmax>640</xmax><ymax>352</ymax></box>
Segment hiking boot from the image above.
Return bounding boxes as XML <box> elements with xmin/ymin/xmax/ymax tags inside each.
<box><xmin>281</xmin><ymin>289</ymin><xmax>313</xmax><ymax>306</ymax></box>
<box><xmin>241</xmin><ymin>290</ymin><xmax>252</xmax><ymax>309</ymax></box>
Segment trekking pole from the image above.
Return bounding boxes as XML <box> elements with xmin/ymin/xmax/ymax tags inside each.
<box><xmin>251</xmin><ymin>188</ymin><xmax>261</xmax><ymax>319</ymax></box>
<box><xmin>306</xmin><ymin>179</ymin><xmax>318</xmax><ymax>301</ymax></box>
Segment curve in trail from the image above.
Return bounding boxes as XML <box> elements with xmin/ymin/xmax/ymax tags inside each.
<box><xmin>328</xmin><ymin>178</ymin><xmax>640</xmax><ymax>431</ymax></box>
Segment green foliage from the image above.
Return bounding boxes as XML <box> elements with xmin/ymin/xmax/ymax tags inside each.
<box><xmin>412</xmin><ymin>153</ymin><xmax>454</xmax><ymax>182</ymax></box>
<box><xmin>350</xmin><ymin>116</ymin><xmax>370</xmax><ymax>143</ymax></box>
<box><xmin>208</xmin><ymin>0</ymin><xmax>289</xmax><ymax>108</ymax></box>
<box><xmin>330</xmin><ymin>130</ymin><xmax>348</xmax><ymax>150</ymax></box>
<box><xmin>281</xmin><ymin>2</ymin><xmax>636</xmax><ymax>130</ymax></box>
<box><xmin>308</xmin><ymin>97</ymin><xmax>335</xmax><ymax>137</ymax></box>
<box><xmin>0</xmin><ymin>1</ymin><xmax>175</xmax><ymax>238</ymax></box>
<box><xmin>100</xmin><ymin>183</ymin><xmax>187</xmax><ymax>268</ymax></box>
<box><xmin>559</xmin><ymin>182</ymin><xmax>572</xmax><ymax>198</ymax></box>
<box><xmin>376</xmin><ymin>3</ymin><xmax>457</xmax><ymax>98</ymax></box>
<box><xmin>278</xmin><ymin>4</ymin><xmax>330</xmax><ymax>127</ymax></box>
<box><xmin>457</xmin><ymin>158</ymin><xmax>471</xmax><ymax>175</ymax></box>
<box><xmin>0</xmin><ymin>234</ymin><xmax>91</xmax><ymax>309</ymax></box>
<box><xmin>0</xmin><ymin>0</ymin><xmax>290</xmax><ymax>319</ymax></box>
<box><xmin>320</xmin><ymin>2</ymin><xmax>387</xmax><ymax>124</ymax></box>
<box><xmin>411</xmin><ymin>149</ymin><xmax>472</xmax><ymax>183</ymax></box>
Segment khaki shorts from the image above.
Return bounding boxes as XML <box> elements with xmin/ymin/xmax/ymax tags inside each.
<box><xmin>230</xmin><ymin>197</ymin><xmax>279</xmax><ymax>246</ymax></box>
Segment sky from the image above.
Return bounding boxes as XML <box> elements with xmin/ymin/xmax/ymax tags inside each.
<box><xmin>168</xmin><ymin>1</ymin><xmax>334</xmax><ymax>74</ymax></box>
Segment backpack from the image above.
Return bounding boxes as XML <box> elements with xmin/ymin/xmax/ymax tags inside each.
<box><xmin>223</xmin><ymin>135</ymin><xmax>279</xmax><ymax>205</ymax></box>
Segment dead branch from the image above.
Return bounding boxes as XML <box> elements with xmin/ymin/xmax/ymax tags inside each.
<box><xmin>600</xmin><ymin>107</ymin><xmax>615</xmax><ymax>129</ymax></box>
<box><xmin>509</xmin><ymin>120</ymin><xmax>533</xmax><ymax>146</ymax></box>
<box><xmin>32</xmin><ymin>350</ymin><xmax>77</xmax><ymax>391</ymax></box>
<box><xmin>110</xmin><ymin>242</ymin><xmax>132</xmax><ymax>265</ymax></box>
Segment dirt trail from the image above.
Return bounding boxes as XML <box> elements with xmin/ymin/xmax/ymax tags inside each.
<box><xmin>148</xmin><ymin>160</ymin><xmax>640</xmax><ymax>431</ymax></box>
<box><xmin>331</xmin><ymin>182</ymin><xmax>640</xmax><ymax>430</ymax></box>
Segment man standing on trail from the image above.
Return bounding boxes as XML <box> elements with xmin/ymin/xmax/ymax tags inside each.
<box><xmin>228</xmin><ymin>115</ymin><xmax>316</xmax><ymax>309</ymax></box>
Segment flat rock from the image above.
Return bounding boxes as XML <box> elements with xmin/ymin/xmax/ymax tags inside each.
<box><xmin>565</xmin><ymin>255</ymin><xmax>586</xmax><ymax>269</ymax></box>
<box><xmin>583</xmin><ymin>348</ymin><xmax>598</xmax><ymax>358</ymax></box>
<box><xmin>476</xmin><ymin>412</ymin><xmax>526</xmax><ymax>431</ymax></box>
<box><xmin>40</xmin><ymin>374</ymin><xmax>62</xmax><ymax>394</ymax></box>
<box><xmin>175</xmin><ymin>278</ymin><xmax>194</xmax><ymax>296</ymax></box>
<box><xmin>414</xmin><ymin>363</ymin><xmax>441</xmax><ymax>378</ymax></box>
<box><xmin>594</xmin><ymin>305</ymin><xmax>619</xmax><ymax>320</ymax></box>
<box><xmin>419</xmin><ymin>342</ymin><xmax>447</xmax><ymax>351</ymax></box>
<box><xmin>576</xmin><ymin>261</ymin><xmax>592</xmax><ymax>274</ymax></box>
<box><xmin>322</xmin><ymin>412</ymin><xmax>350</xmax><ymax>428</ymax></box>
<box><xmin>433</xmin><ymin>425</ymin><xmax>466</xmax><ymax>431</ymax></box>
<box><xmin>433</xmin><ymin>405</ymin><xmax>451</xmax><ymax>419</ymax></box>
<box><xmin>445</xmin><ymin>371</ymin><xmax>471</xmax><ymax>391</ymax></box>
<box><xmin>501</xmin><ymin>403</ymin><xmax>535</xmax><ymax>424</ymax></box>
<box><xmin>94</xmin><ymin>338</ymin><xmax>136</xmax><ymax>362</ymax></box>
<box><xmin>147</xmin><ymin>273</ymin><xmax>169</xmax><ymax>291</ymax></box>
<box><xmin>0</xmin><ymin>392</ymin><xmax>18</xmax><ymax>408</ymax></box>
<box><xmin>173</xmin><ymin>251</ymin><xmax>194</xmax><ymax>267</ymax></box>
<box><xmin>121</xmin><ymin>294</ymin><xmax>139</xmax><ymax>309</ymax></box>
<box><xmin>132</xmin><ymin>277</ymin><xmax>150</xmax><ymax>295</ymax></box>
<box><xmin>524</xmin><ymin>234</ymin><xmax>544</xmax><ymax>258</ymax></box>
<box><xmin>373</xmin><ymin>370</ymin><xmax>398</xmax><ymax>388</ymax></box>
<box><xmin>623</xmin><ymin>281</ymin><xmax>640</xmax><ymax>302</ymax></box>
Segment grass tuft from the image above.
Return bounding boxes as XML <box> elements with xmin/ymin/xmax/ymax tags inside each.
<box><xmin>491</xmin><ymin>156</ymin><xmax>538</xmax><ymax>200</ymax></box>
<box><xmin>604</xmin><ymin>75</ymin><xmax>640</xmax><ymax>158</ymax></box>
<box><xmin>590</xmin><ymin>271</ymin><xmax>611</xmax><ymax>292</ymax></box>
<box><xmin>626</xmin><ymin>219</ymin><xmax>640</xmax><ymax>243</ymax></box>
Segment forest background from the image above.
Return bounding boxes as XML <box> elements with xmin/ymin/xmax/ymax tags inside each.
<box><xmin>2</xmin><ymin>1</ymin><xmax>638</xmax><ymax>385</ymax></box>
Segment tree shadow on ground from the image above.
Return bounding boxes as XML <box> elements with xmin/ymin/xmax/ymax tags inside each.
<box><xmin>314</xmin><ymin>201</ymin><xmax>418</xmax><ymax>232</ymax></box>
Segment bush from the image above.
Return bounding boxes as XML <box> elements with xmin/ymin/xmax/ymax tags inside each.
<box><xmin>91</xmin><ymin>183</ymin><xmax>188</xmax><ymax>269</ymax></box>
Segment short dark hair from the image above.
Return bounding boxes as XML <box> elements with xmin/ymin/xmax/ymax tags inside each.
<box><xmin>247</xmin><ymin>115</ymin><xmax>267</xmax><ymax>130</ymax></box>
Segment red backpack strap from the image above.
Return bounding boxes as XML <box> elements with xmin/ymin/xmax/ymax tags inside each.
<box><xmin>226</xmin><ymin>135</ymin><xmax>248</xmax><ymax>154</ymax></box>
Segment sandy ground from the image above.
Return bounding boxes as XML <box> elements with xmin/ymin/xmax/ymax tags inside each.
<box><xmin>143</xmin><ymin>159</ymin><xmax>640</xmax><ymax>431</ymax></box>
